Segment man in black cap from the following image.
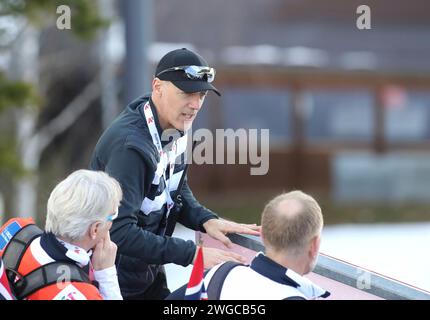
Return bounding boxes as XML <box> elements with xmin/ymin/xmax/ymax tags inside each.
<box><xmin>89</xmin><ymin>48</ymin><xmax>260</xmax><ymax>300</ymax></box>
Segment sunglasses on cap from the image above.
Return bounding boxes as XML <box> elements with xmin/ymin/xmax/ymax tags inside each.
<box><xmin>106</xmin><ymin>208</ymin><xmax>118</xmax><ymax>222</ymax></box>
<box><xmin>156</xmin><ymin>65</ymin><xmax>216</xmax><ymax>83</ymax></box>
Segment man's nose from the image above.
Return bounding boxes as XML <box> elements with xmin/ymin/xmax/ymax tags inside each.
<box><xmin>189</xmin><ymin>94</ymin><xmax>202</xmax><ymax>110</ymax></box>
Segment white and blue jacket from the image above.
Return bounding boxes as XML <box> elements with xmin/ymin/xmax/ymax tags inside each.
<box><xmin>204</xmin><ymin>253</ymin><xmax>331</xmax><ymax>300</ymax></box>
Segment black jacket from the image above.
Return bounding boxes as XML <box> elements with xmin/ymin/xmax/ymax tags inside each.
<box><xmin>90</xmin><ymin>94</ymin><xmax>218</xmax><ymax>296</ymax></box>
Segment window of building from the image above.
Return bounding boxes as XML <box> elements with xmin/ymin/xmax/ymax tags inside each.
<box><xmin>221</xmin><ymin>87</ymin><xmax>291</xmax><ymax>147</ymax></box>
<box><xmin>304</xmin><ymin>89</ymin><xmax>374</xmax><ymax>143</ymax></box>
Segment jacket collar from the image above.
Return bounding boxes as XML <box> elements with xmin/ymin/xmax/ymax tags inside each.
<box><xmin>251</xmin><ymin>252</ymin><xmax>330</xmax><ymax>299</ymax></box>
<box><xmin>40</xmin><ymin>232</ymin><xmax>91</xmax><ymax>267</ymax></box>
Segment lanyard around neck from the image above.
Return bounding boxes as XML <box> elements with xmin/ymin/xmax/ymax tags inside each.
<box><xmin>142</xmin><ymin>102</ymin><xmax>177</xmax><ymax>214</ymax></box>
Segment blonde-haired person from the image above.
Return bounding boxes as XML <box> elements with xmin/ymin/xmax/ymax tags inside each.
<box><xmin>14</xmin><ymin>170</ymin><xmax>123</xmax><ymax>300</ymax></box>
<box><xmin>168</xmin><ymin>190</ymin><xmax>330</xmax><ymax>300</ymax></box>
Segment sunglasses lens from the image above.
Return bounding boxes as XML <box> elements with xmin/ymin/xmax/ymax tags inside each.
<box><xmin>157</xmin><ymin>66</ymin><xmax>215</xmax><ymax>82</ymax></box>
<box><xmin>184</xmin><ymin>66</ymin><xmax>215</xmax><ymax>82</ymax></box>
<box><xmin>206</xmin><ymin>68</ymin><xmax>215</xmax><ymax>83</ymax></box>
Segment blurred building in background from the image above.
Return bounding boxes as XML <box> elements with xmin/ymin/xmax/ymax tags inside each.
<box><xmin>153</xmin><ymin>0</ymin><xmax>430</xmax><ymax>223</ymax></box>
<box><xmin>0</xmin><ymin>0</ymin><xmax>429</xmax><ymax>225</ymax></box>
<box><xmin>160</xmin><ymin>0</ymin><xmax>430</xmax><ymax>201</ymax></box>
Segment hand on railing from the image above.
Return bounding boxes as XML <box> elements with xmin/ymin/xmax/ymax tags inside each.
<box><xmin>202</xmin><ymin>218</ymin><xmax>261</xmax><ymax>249</ymax></box>
<box><xmin>193</xmin><ymin>246</ymin><xmax>247</xmax><ymax>269</ymax></box>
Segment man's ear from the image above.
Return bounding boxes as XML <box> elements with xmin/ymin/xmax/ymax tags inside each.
<box><xmin>152</xmin><ymin>78</ymin><xmax>162</xmax><ymax>96</ymax></box>
<box><xmin>309</xmin><ymin>235</ymin><xmax>321</xmax><ymax>259</ymax></box>
<box><xmin>89</xmin><ymin>221</ymin><xmax>102</xmax><ymax>240</ymax></box>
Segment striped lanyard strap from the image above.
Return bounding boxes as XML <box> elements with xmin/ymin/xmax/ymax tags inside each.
<box><xmin>143</xmin><ymin>102</ymin><xmax>183</xmax><ymax>215</ymax></box>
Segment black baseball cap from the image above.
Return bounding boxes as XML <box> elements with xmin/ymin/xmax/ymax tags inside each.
<box><xmin>155</xmin><ymin>48</ymin><xmax>221</xmax><ymax>96</ymax></box>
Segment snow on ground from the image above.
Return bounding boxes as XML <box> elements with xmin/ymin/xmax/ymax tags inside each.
<box><xmin>321</xmin><ymin>222</ymin><xmax>430</xmax><ymax>292</ymax></box>
<box><xmin>165</xmin><ymin>222</ymin><xmax>430</xmax><ymax>293</ymax></box>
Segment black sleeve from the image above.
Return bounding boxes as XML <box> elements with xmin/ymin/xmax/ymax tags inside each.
<box><xmin>177</xmin><ymin>178</ymin><xmax>218</xmax><ymax>232</ymax></box>
<box><xmin>105</xmin><ymin>145</ymin><xmax>196</xmax><ymax>266</ymax></box>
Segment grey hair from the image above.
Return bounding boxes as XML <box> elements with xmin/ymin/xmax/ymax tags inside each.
<box><xmin>45</xmin><ymin>170</ymin><xmax>122</xmax><ymax>242</ymax></box>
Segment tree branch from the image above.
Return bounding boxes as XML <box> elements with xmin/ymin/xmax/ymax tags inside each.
<box><xmin>33</xmin><ymin>73</ymin><xmax>100</xmax><ymax>153</ymax></box>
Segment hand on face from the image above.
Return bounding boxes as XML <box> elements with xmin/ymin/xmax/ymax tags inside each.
<box><xmin>91</xmin><ymin>225</ymin><xmax>117</xmax><ymax>271</ymax></box>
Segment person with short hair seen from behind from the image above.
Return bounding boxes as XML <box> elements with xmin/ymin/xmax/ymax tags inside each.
<box><xmin>168</xmin><ymin>190</ymin><xmax>330</xmax><ymax>300</ymax></box>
